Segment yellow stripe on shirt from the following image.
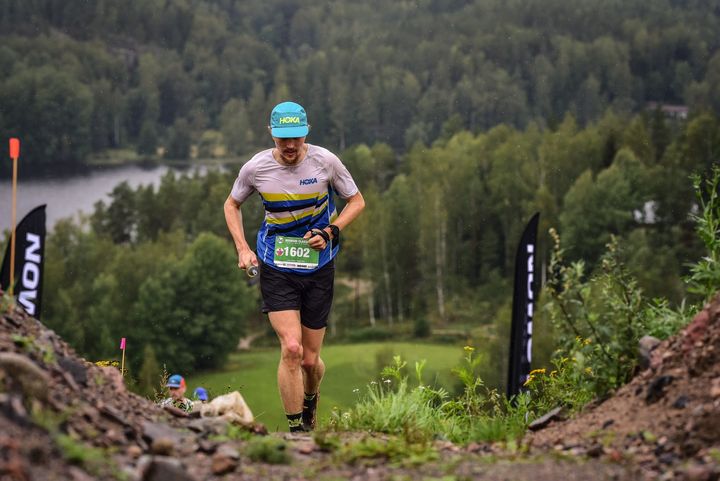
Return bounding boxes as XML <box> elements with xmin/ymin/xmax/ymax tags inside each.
<box><xmin>260</xmin><ymin>192</ymin><xmax>321</xmax><ymax>202</ymax></box>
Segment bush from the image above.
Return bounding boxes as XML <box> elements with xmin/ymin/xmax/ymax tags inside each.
<box><xmin>430</xmin><ymin>334</ymin><xmax>466</xmax><ymax>344</ymax></box>
<box><xmin>544</xmin><ymin>230</ymin><xmax>652</xmax><ymax>398</ymax></box>
<box><xmin>641</xmin><ymin>298</ymin><xmax>694</xmax><ymax>340</ymax></box>
<box><xmin>346</xmin><ymin>326</ymin><xmax>395</xmax><ymax>343</ymax></box>
<box><xmin>686</xmin><ymin>165</ymin><xmax>720</xmax><ymax>302</ymax></box>
<box><xmin>413</xmin><ymin>317</ymin><xmax>431</xmax><ymax>338</ymax></box>
<box><xmin>522</xmin><ymin>347</ymin><xmax>596</xmax><ymax>413</ymax></box>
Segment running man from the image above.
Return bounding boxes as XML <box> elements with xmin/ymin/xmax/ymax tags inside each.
<box><xmin>223</xmin><ymin>101</ymin><xmax>365</xmax><ymax>432</ymax></box>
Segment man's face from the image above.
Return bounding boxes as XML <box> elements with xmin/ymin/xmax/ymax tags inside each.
<box><xmin>272</xmin><ymin>136</ymin><xmax>306</xmax><ymax>165</ymax></box>
<box><xmin>169</xmin><ymin>385</ymin><xmax>186</xmax><ymax>400</ymax></box>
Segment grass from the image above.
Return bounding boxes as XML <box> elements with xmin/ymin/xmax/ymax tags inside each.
<box><xmin>187</xmin><ymin>342</ymin><xmax>464</xmax><ymax>432</ymax></box>
<box><xmin>244</xmin><ymin>436</ymin><xmax>292</xmax><ymax>464</ymax></box>
<box><xmin>334</xmin><ymin>434</ymin><xmax>439</xmax><ymax>466</ymax></box>
<box><xmin>327</xmin><ymin>351</ymin><xmax>532</xmax><ymax>445</ymax></box>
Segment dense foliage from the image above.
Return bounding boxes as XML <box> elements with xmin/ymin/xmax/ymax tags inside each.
<box><xmin>331</xmin><ymin>167</ymin><xmax>720</xmax><ymax>443</ymax></box>
<box><xmin>1</xmin><ymin>0</ymin><xmax>720</xmax><ymax>171</ymax></box>
<box><xmin>31</xmin><ymin>111</ymin><xmax>719</xmax><ymax>392</ymax></box>
<box><xmin>41</xmin><ymin>170</ymin><xmax>258</xmax><ymax>386</ymax></box>
<box><xmin>341</xmin><ymin>111</ymin><xmax>715</xmax><ymax>338</ymax></box>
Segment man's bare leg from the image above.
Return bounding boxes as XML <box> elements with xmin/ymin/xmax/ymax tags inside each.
<box><xmin>269</xmin><ymin>310</ymin><xmax>304</xmax><ymax>426</ymax></box>
<box><xmin>301</xmin><ymin>325</ymin><xmax>326</xmax><ymax>393</ymax></box>
<box><xmin>301</xmin><ymin>324</ymin><xmax>325</xmax><ymax>430</ymax></box>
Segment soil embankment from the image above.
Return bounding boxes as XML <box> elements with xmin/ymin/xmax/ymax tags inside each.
<box><xmin>528</xmin><ymin>293</ymin><xmax>720</xmax><ymax>480</ymax></box>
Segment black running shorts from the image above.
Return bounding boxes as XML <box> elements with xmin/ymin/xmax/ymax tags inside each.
<box><xmin>259</xmin><ymin>260</ymin><xmax>335</xmax><ymax>330</ymax></box>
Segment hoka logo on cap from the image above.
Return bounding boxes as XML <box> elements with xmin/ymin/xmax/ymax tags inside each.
<box><xmin>279</xmin><ymin>116</ymin><xmax>301</xmax><ymax>125</ymax></box>
<box><xmin>270</xmin><ymin>101</ymin><xmax>309</xmax><ymax>138</ymax></box>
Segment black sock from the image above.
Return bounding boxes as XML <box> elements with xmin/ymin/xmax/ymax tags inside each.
<box><xmin>303</xmin><ymin>393</ymin><xmax>317</xmax><ymax>413</ymax></box>
<box><xmin>286</xmin><ymin>412</ymin><xmax>304</xmax><ymax>432</ymax></box>
<box><xmin>303</xmin><ymin>392</ymin><xmax>317</xmax><ymax>407</ymax></box>
<box><xmin>302</xmin><ymin>393</ymin><xmax>317</xmax><ymax>424</ymax></box>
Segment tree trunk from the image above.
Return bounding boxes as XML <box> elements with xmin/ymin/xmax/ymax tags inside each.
<box><xmin>397</xmin><ymin>279</ymin><xmax>404</xmax><ymax>323</ymax></box>
<box><xmin>368</xmin><ymin>281</ymin><xmax>376</xmax><ymax>327</ymax></box>
<box><xmin>435</xmin><ymin>196</ymin><xmax>446</xmax><ymax>321</ymax></box>
<box><xmin>381</xmin><ymin>235</ymin><xmax>393</xmax><ymax>325</ymax></box>
<box><xmin>354</xmin><ymin>277</ymin><xmax>360</xmax><ymax>321</ymax></box>
<box><xmin>114</xmin><ymin>115</ymin><xmax>121</xmax><ymax>147</ymax></box>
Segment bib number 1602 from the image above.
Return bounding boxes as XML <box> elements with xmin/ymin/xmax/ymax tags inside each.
<box><xmin>287</xmin><ymin>247</ymin><xmax>310</xmax><ymax>258</ymax></box>
<box><xmin>273</xmin><ymin>236</ymin><xmax>319</xmax><ymax>269</ymax></box>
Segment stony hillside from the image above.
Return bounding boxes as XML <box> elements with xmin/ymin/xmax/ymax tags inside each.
<box><xmin>528</xmin><ymin>293</ymin><xmax>720</xmax><ymax>480</ymax></box>
<box><xmin>1</xmin><ymin>289</ymin><xmax>719</xmax><ymax>480</ymax></box>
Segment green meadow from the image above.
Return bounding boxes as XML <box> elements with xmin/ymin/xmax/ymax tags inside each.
<box><xmin>187</xmin><ymin>342</ymin><xmax>466</xmax><ymax>431</ymax></box>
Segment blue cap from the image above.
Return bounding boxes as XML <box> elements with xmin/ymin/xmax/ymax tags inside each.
<box><xmin>270</xmin><ymin>101</ymin><xmax>309</xmax><ymax>138</ymax></box>
<box><xmin>166</xmin><ymin>374</ymin><xmax>185</xmax><ymax>389</ymax></box>
<box><xmin>193</xmin><ymin>387</ymin><xmax>209</xmax><ymax>401</ymax></box>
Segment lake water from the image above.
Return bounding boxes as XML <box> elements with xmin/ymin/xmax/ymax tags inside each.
<box><xmin>0</xmin><ymin>163</ymin><xmax>218</xmax><ymax>230</ymax></box>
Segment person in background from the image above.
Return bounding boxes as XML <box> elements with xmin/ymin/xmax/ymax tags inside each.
<box><xmin>193</xmin><ymin>386</ymin><xmax>209</xmax><ymax>403</ymax></box>
<box><xmin>224</xmin><ymin>101</ymin><xmax>365</xmax><ymax>432</ymax></box>
<box><xmin>159</xmin><ymin>374</ymin><xmax>194</xmax><ymax>413</ymax></box>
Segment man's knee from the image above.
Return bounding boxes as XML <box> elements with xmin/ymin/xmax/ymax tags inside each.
<box><xmin>301</xmin><ymin>351</ymin><xmax>320</xmax><ymax>371</ymax></box>
<box><xmin>281</xmin><ymin>341</ymin><xmax>303</xmax><ymax>369</ymax></box>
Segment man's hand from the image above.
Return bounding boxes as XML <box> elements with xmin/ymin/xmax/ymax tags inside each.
<box><xmin>238</xmin><ymin>248</ymin><xmax>258</xmax><ymax>271</ymax></box>
<box><xmin>304</xmin><ymin>228</ymin><xmax>331</xmax><ymax>251</ymax></box>
<box><xmin>224</xmin><ymin>195</ymin><xmax>257</xmax><ymax>273</ymax></box>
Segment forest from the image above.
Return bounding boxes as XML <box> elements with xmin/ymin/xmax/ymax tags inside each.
<box><xmin>1</xmin><ymin>0</ymin><xmax>719</xmax><ymax>396</ymax></box>
<box><xmin>1</xmin><ymin>0</ymin><xmax>720</xmax><ymax>170</ymax></box>
<box><xmin>39</xmin><ymin>110</ymin><xmax>719</xmax><ymax>392</ymax></box>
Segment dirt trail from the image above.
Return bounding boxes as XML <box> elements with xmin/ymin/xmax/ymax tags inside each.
<box><xmin>1</xmin><ymin>290</ymin><xmax>719</xmax><ymax>480</ymax></box>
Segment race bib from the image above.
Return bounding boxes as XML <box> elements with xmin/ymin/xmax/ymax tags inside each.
<box><xmin>273</xmin><ymin>236</ymin><xmax>319</xmax><ymax>269</ymax></box>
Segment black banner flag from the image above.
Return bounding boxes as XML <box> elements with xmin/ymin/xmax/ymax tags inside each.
<box><xmin>1</xmin><ymin>205</ymin><xmax>47</xmax><ymax>319</ymax></box>
<box><xmin>507</xmin><ymin>212</ymin><xmax>539</xmax><ymax>399</ymax></box>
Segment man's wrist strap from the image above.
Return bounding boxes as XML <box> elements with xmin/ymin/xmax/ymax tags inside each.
<box><xmin>310</xmin><ymin>229</ymin><xmax>331</xmax><ymax>243</ymax></box>
<box><xmin>328</xmin><ymin>224</ymin><xmax>340</xmax><ymax>241</ymax></box>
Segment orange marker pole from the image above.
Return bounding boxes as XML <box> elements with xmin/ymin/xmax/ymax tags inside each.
<box><xmin>8</xmin><ymin>138</ymin><xmax>20</xmax><ymax>297</ymax></box>
<box><xmin>120</xmin><ymin>337</ymin><xmax>126</xmax><ymax>376</ymax></box>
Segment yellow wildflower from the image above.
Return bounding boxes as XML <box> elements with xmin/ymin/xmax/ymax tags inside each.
<box><xmin>583</xmin><ymin>338</ymin><xmax>592</xmax><ymax>345</ymax></box>
<box><xmin>463</xmin><ymin>346</ymin><xmax>475</xmax><ymax>352</ymax></box>
<box><xmin>523</xmin><ymin>375</ymin><xmax>535</xmax><ymax>386</ymax></box>
<box><xmin>95</xmin><ymin>360</ymin><xmax>119</xmax><ymax>368</ymax></box>
<box><xmin>529</xmin><ymin>368</ymin><xmax>546</xmax><ymax>375</ymax></box>
<box><xmin>550</xmin><ymin>370</ymin><xmax>558</xmax><ymax>377</ymax></box>
<box><xmin>585</xmin><ymin>367</ymin><xmax>593</xmax><ymax>375</ymax></box>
